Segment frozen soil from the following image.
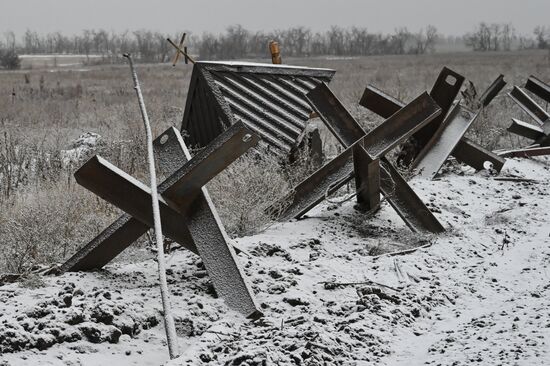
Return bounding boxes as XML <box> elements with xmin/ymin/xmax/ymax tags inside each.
<box><xmin>1</xmin><ymin>157</ymin><xmax>549</xmax><ymax>365</ymax></box>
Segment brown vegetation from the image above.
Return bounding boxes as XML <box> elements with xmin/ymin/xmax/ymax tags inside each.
<box><xmin>1</xmin><ymin>50</ymin><xmax>550</xmax><ymax>273</ymax></box>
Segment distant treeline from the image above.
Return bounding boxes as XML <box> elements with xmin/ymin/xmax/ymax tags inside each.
<box><xmin>0</xmin><ymin>23</ymin><xmax>549</xmax><ymax>68</ymax></box>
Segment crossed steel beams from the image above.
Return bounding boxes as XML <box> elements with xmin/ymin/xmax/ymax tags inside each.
<box><xmin>274</xmin><ymin>83</ymin><xmax>445</xmax><ymax>233</ymax></box>
<box><xmin>360</xmin><ymin>72</ymin><xmax>506</xmax><ymax>178</ymax></box>
<box><xmin>507</xmin><ymin>76</ymin><xmax>550</xmax><ymax>148</ymax></box>
<box><xmin>60</xmin><ymin>122</ymin><xmax>262</xmax><ymax>319</ymax></box>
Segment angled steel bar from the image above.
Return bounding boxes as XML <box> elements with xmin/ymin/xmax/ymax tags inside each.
<box><xmin>479</xmin><ymin>74</ymin><xmax>506</xmax><ymax>107</ymax></box>
<box><xmin>525</xmin><ymin>75</ymin><xmax>550</xmax><ymax>103</ymax></box>
<box><xmin>412</xmin><ymin>103</ymin><xmax>480</xmax><ymax>179</ymax></box>
<box><xmin>413</xmin><ymin>67</ymin><xmax>465</xmax><ymax>151</ymax></box>
<box><xmin>452</xmin><ymin>138</ymin><xmax>505</xmax><ymax>172</ymax></box>
<box><xmin>360</xmin><ymin>83</ymin><xmax>505</xmax><ymax>173</ymax></box>
<box><xmin>275</xmin><ymin>148</ymin><xmax>354</xmax><ymax>221</ymax></box>
<box><xmin>61</xmin><ymin>123</ymin><xmax>256</xmax><ymax>272</ymax></box>
<box><xmin>497</xmin><ymin>146</ymin><xmax>550</xmax><ymax>158</ymax></box>
<box><xmin>359</xmin><ymin>84</ymin><xmax>403</xmax><ymax>119</ymax></box>
<box><xmin>507</xmin><ymin>118</ymin><xmax>545</xmax><ymax>140</ymax></box>
<box><xmin>509</xmin><ymin>86</ymin><xmax>550</xmax><ymax>126</ymax></box>
<box><xmin>69</xmin><ymin>125</ymin><xmax>261</xmax><ymax>318</ymax></box>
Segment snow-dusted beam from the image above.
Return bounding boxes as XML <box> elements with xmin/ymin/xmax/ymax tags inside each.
<box><xmin>63</xmin><ymin>123</ymin><xmax>262</xmax><ymax>319</ymax></box>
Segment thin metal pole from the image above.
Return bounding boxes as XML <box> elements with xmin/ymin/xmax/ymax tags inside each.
<box><xmin>123</xmin><ymin>53</ymin><xmax>179</xmax><ymax>359</ymax></box>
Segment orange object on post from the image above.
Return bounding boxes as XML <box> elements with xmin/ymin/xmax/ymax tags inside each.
<box><xmin>269</xmin><ymin>40</ymin><xmax>282</xmax><ymax>64</ymax></box>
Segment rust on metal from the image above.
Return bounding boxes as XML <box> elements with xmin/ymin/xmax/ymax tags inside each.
<box><xmin>413</xmin><ymin>103</ymin><xmax>480</xmax><ymax>179</ymax></box>
<box><xmin>360</xmin><ymin>81</ymin><xmax>505</xmax><ymax>173</ymax></box>
<box><xmin>181</xmin><ymin>61</ymin><xmax>335</xmax><ymax>155</ymax></box>
<box><xmin>269</xmin><ymin>40</ymin><xmax>282</xmax><ymax>64</ymax></box>
<box><xmin>525</xmin><ymin>75</ymin><xmax>550</xmax><ymax>103</ymax></box>
<box><xmin>507</xmin><ymin>118</ymin><xmax>545</xmax><ymax>140</ymax></box>
<box><xmin>452</xmin><ymin>138</ymin><xmax>505</xmax><ymax>172</ymax></box>
<box><xmin>509</xmin><ymin>86</ymin><xmax>550</xmax><ymax>125</ymax></box>
<box><xmin>498</xmin><ymin>146</ymin><xmax>550</xmax><ymax>158</ymax></box>
<box><xmin>62</xmin><ymin>123</ymin><xmax>262</xmax><ymax>319</ymax></box>
<box><xmin>479</xmin><ymin>74</ymin><xmax>506</xmax><ymax>107</ymax></box>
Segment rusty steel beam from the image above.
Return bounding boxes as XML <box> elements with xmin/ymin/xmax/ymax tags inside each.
<box><xmin>497</xmin><ymin>146</ymin><xmax>550</xmax><ymax>158</ymax></box>
<box><xmin>509</xmin><ymin>86</ymin><xmax>550</xmax><ymax>126</ymax></box>
<box><xmin>525</xmin><ymin>75</ymin><xmax>550</xmax><ymax>103</ymax></box>
<box><xmin>379</xmin><ymin>157</ymin><xmax>445</xmax><ymax>233</ymax></box>
<box><xmin>479</xmin><ymin>74</ymin><xmax>506</xmax><ymax>107</ymax></box>
<box><xmin>360</xmin><ymin>83</ymin><xmax>505</xmax><ymax>173</ymax></box>
<box><xmin>413</xmin><ymin>67</ymin><xmax>465</xmax><ymax>151</ymax></box>
<box><xmin>353</xmin><ymin>145</ymin><xmax>380</xmax><ymax>211</ymax></box>
<box><xmin>452</xmin><ymin>138</ymin><xmax>505</xmax><ymax>172</ymax></box>
<box><xmin>359</xmin><ymin>84</ymin><xmax>403</xmax><ymax>119</ymax></box>
<box><xmin>413</xmin><ymin>104</ymin><xmax>480</xmax><ymax>179</ymax></box>
<box><xmin>307</xmin><ymin>85</ymin><xmax>441</xmax><ymax>157</ymax></box>
<box><xmin>507</xmin><ymin>118</ymin><xmax>545</xmax><ymax>141</ymax></box>
<box><xmin>61</xmin><ymin>123</ymin><xmax>256</xmax><ymax>272</ymax></box>
<box><xmin>274</xmin><ymin>148</ymin><xmax>354</xmax><ymax>221</ymax></box>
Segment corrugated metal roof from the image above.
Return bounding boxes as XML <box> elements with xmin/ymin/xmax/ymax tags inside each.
<box><xmin>181</xmin><ymin>61</ymin><xmax>336</xmax><ymax>155</ymax></box>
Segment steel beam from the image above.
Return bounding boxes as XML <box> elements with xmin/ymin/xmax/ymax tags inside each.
<box><xmin>360</xmin><ymin>82</ymin><xmax>505</xmax><ymax>173</ymax></box>
<box><xmin>413</xmin><ymin>67</ymin><xmax>465</xmax><ymax>151</ymax></box>
<box><xmin>509</xmin><ymin>86</ymin><xmax>550</xmax><ymax>126</ymax></box>
<box><xmin>413</xmin><ymin>104</ymin><xmax>480</xmax><ymax>179</ymax></box>
<box><xmin>61</xmin><ymin>123</ymin><xmax>257</xmax><ymax>272</ymax></box>
<box><xmin>507</xmin><ymin>118</ymin><xmax>545</xmax><ymax>141</ymax></box>
<box><xmin>498</xmin><ymin>146</ymin><xmax>550</xmax><ymax>158</ymax></box>
<box><xmin>289</xmin><ymin>83</ymin><xmax>444</xmax><ymax>233</ymax></box>
<box><xmin>479</xmin><ymin>74</ymin><xmax>506</xmax><ymax>107</ymax></box>
<box><xmin>452</xmin><ymin>138</ymin><xmax>505</xmax><ymax>172</ymax></box>
<box><xmin>353</xmin><ymin>145</ymin><xmax>380</xmax><ymax>211</ymax></box>
<box><xmin>274</xmin><ymin>148</ymin><xmax>355</xmax><ymax>221</ymax></box>
<box><xmin>525</xmin><ymin>75</ymin><xmax>550</xmax><ymax>103</ymax></box>
<box><xmin>307</xmin><ymin>85</ymin><xmax>441</xmax><ymax>156</ymax></box>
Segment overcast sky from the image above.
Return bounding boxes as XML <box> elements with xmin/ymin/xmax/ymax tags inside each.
<box><xmin>1</xmin><ymin>0</ymin><xmax>548</xmax><ymax>37</ymax></box>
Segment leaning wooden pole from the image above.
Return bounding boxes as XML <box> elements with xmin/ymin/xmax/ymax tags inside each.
<box><xmin>123</xmin><ymin>53</ymin><xmax>179</xmax><ymax>359</ymax></box>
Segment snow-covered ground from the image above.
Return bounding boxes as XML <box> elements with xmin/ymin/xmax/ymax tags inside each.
<box><xmin>1</xmin><ymin>157</ymin><xmax>549</xmax><ymax>365</ymax></box>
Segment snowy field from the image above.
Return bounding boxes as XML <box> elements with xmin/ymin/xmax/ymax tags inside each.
<box><xmin>1</xmin><ymin>156</ymin><xmax>549</xmax><ymax>365</ymax></box>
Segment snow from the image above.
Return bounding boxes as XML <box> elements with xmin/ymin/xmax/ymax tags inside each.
<box><xmin>1</xmin><ymin>157</ymin><xmax>550</xmax><ymax>365</ymax></box>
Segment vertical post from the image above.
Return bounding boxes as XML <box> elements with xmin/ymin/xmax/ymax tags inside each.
<box><xmin>123</xmin><ymin>54</ymin><xmax>179</xmax><ymax>359</ymax></box>
<box><xmin>269</xmin><ymin>41</ymin><xmax>282</xmax><ymax>64</ymax></box>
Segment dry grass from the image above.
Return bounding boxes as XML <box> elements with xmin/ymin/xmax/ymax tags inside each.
<box><xmin>1</xmin><ymin>50</ymin><xmax>550</xmax><ymax>272</ymax></box>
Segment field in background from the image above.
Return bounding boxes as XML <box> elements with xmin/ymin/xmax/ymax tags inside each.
<box><xmin>1</xmin><ymin>50</ymin><xmax>550</xmax><ymax>273</ymax></box>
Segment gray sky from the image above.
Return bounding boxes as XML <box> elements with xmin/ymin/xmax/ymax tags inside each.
<box><xmin>1</xmin><ymin>0</ymin><xmax>548</xmax><ymax>37</ymax></box>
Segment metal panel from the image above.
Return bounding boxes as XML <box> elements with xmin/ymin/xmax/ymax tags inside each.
<box><xmin>479</xmin><ymin>74</ymin><xmax>506</xmax><ymax>107</ymax></box>
<box><xmin>525</xmin><ymin>75</ymin><xmax>550</xmax><ymax>103</ymax></box>
<box><xmin>507</xmin><ymin>118</ymin><xmax>545</xmax><ymax>140</ymax></box>
<box><xmin>452</xmin><ymin>138</ymin><xmax>505</xmax><ymax>172</ymax></box>
<box><xmin>413</xmin><ymin>104</ymin><xmax>479</xmax><ymax>179</ymax></box>
<box><xmin>509</xmin><ymin>86</ymin><xmax>550</xmax><ymax>125</ymax></box>
<box><xmin>181</xmin><ymin>61</ymin><xmax>335</xmax><ymax>154</ymax></box>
